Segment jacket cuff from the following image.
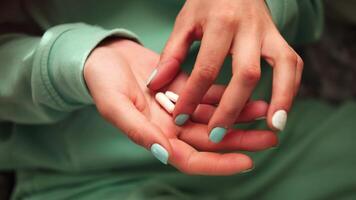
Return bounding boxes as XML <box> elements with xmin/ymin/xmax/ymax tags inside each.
<box><xmin>32</xmin><ymin>23</ymin><xmax>140</xmax><ymax>111</ymax></box>
<box><xmin>265</xmin><ymin>0</ymin><xmax>324</xmax><ymax>44</ymax></box>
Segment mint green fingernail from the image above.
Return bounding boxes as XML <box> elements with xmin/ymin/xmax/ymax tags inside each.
<box><xmin>174</xmin><ymin>114</ymin><xmax>189</xmax><ymax>126</ymax></box>
<box><xmin>209</xmin><ymin>127</ymin><xmax>227</xmax><ymax>143</ymax></box>
<box><xmin>150</xmin><ymin>143</ymin><xmax>169</xmax><ymax>165</ymax></box>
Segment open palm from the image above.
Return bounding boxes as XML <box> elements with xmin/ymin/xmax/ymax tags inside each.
<box><xmin>84</xmin><ymin>39</ymin><xmax>277</xmax><ymax>175</ymax></box>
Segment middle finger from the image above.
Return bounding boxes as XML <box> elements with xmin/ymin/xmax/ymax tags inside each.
<box><xmin>172</xmin><ymin>20</ymin><xmax>234</xmax><ymax>126</ymax></box>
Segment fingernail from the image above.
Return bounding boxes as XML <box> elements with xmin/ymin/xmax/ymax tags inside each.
<box><xmin>146</xmin><ymin>68</ymin><xmax>158</xmax><ymax>86</ymax></box>
<box><xmin>241</xmin><ymin>166</ymin><xmax>254</xmax><ymax>174</ymax></box>
<box><xmin>150</xmin><ymin>143</ymin><xmax>169</xmax><ymax>165</ymax></box>
<box><xmin>209</xmin><ymin>127</ymin><xmax>227</xmax><ymax>143</ymax></box>
<box><xmin>272</xmin><ymin>110</ymin><xmax>287</xmax><ymax>131</ymax></box>
<box><xmin>174</xmin><ymin>114</ymin><xmax>189</xmax><ymax>126</ymax></box>
<box><xmin>255</xmin><ymin>116</ymin><xmax>266</xmax><ymax>120</ymax></box>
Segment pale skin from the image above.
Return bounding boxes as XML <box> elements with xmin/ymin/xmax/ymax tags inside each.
<box><xmin>84</xmin><ymin>39</ymin><xmax>278</xmax><ymax>175</ymax></box>
<box><xmin>147</xmin><ymin>0</ymin><xmax>303</xmax><ymax>134</ymax></box>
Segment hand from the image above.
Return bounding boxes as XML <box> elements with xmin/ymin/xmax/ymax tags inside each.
<box><xmin>84</xmin><ymin>39</ymin><xmax>278</xmax><ymax>175</ymax></box>
<box><xmin>147</xmin><ymin>0</ymin><xmax>303</xmax><ymax>142</ymax></box>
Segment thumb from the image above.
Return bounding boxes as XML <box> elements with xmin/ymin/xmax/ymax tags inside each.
<box><xmin>146</xmin><ymin>26</ymin><xmax>194</xmax><ymax>91</ymax></box>
<box><xmin>100</xmin><ymin>93</ymin><xmax>173</xmax><ymax>165</ymax></box>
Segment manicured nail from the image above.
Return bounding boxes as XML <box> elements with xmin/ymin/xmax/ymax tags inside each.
<box><xmin>150</xmin><ymin>143</ymin><xmax>169</xmax><ymax>165</ymax></box>
<box><xmin>146</xmin><ymin>68</ymin><xmax>158</xmax><ymax>86</ymax></box>
<box><xmin>174</xmin><ymin>114</ymin><xmax>189</xmax><ymax>126</ymax></box>
<box><xmin>272</xmin><ymin>110</ymin><xmax>287</xmax><ymax>131</ymax></box>
<box><xmin>209</xmin><ymin>127</ymin><xmax>227</xmax><ymax>143</ymax></box>
<box><xmin>255</xmin><ymin>116</ymin><xmax>266</xmax><ymax>120</ymax></box>
<box><xmin>241</xmin><ymin>166</ymin><xmax>254</xmax><ymax>174</ymax></box>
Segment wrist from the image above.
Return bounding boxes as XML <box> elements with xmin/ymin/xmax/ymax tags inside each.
<box><xmin>84</xmin><ymin>38</ymin><xmax>138</xmax><ymax>77</ymax></box>
<box><xmin>100</xmin><ymin>38</ymin><xmax>142</xmax><ymax>61</ymax></box>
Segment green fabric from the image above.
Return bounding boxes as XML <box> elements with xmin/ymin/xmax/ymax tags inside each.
<box><xmin>11</xmin><ymin>99</ymin><xmax>356</xmax><ymax>200</ymax></box>
<box><xmin>1</xmin><ymin>0</ymin><xmax>354</xmax><ymax>200</ymax></box>
<box><xmin>266</xmin><ymin>0</ymin><xmax>323</xmax><ymax>44</ymax></box>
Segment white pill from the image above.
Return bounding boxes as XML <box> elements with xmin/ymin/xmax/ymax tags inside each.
<box><xmin>155</xmin><ymin>92</ymin><xmax>175</xmax><ymax>114</ymax></box>
<box><xmin>165</xmin><ymin>91</ymin><xmax>179</xmax><ymax>103</ymax></box>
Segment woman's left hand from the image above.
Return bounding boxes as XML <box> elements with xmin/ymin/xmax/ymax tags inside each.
<box><xmin>147</xmin><ymin>0</ymin><xmax>303</xmax><ymax>142</ymax></box>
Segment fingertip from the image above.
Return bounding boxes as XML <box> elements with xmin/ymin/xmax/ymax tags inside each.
<box><xmin>146</xmin><ymin>128</ymin><xmax>174</xmax><ymax>165</ymax></box>
<box><xmin>253</xmin><ymin>100</ymin><xmax>269</xmax><ymax>110</ymax></box>
<box><xmin>174</xmin><ymin>114</ymin><xmax>190</xmax><ymax>126</ymax></box>
<box><xmin>230</xmin><ymin>130</ymin><xmax>279</xmax><ymax>151</ymax></box>
<box><xmin>150</xmin><ymin>143</ymin><xmax>169</xmax><ymax>165</ymax></box>
<box><xmin>149</xmin><ymin>134</ymin><xmax>174</xmax><ymax>165</ymax></box>
<box><xmin>240</xmin><ymin>100</ymin><xmax>269</xmax><ymax>121</ymax></box>
<box><xmin>264</xmin><ymin>131</ymin><xmax>279</xmax><ymax>148</ymax></box>
<box><xmin>147</xmin><ymin>58</ymin><xmax>181</xmax><ymax>91</ymax></box>
<box><xmin>222</xmin><ymin>153</ymin><xmax>254</xmax><ymax>174</ymax></box>
<box><xmin>238</xmin><ymin>154</ymin><xmax>254</xmax><ymax>171</ymax></box>
<box><xmin>250</xmin><ymin>131</ymin><xmax>279</xmax><ymax>150</ymax></box>
<box><xmin>209</xmin><ymin>127</ymin><xmax>227</xmax><ymax>143</ymax></box>
<box><xmin>270</xmin><ymin>109</ymin><xmax>288</xmax><ymax>131</ymax></box>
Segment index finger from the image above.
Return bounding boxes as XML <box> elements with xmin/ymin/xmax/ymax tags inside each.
<box><xmin>146</xmin><ymin>15</ymin><xmax>195</xmax><ymax>90</ymax></box>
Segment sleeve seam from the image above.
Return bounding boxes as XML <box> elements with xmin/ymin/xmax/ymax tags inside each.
<box><xmin>38</xmin><ymin>28</ymin><xmax>77</xmax><ymax>111</ymax></box>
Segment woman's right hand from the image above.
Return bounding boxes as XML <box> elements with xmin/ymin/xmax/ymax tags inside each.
<box><xmin>84</xmin><ymin>39</ymin><xmax>278</xmax><ymax>175</ymax></box>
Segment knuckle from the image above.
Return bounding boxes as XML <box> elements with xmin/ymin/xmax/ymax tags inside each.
<box><xmin>175</xmin><ymin>12</ymin><xmax>188</xmax><ymax>27</ymax></box>
<box><xmin>210</xmin><ymin>11</ymin><xmax>236</xmax><ymax>26</ymax></box>
<box><xmin>196</xmin><ymin>65</ymin><xmax>218</xmax><ymax>83</ymax></box>
<box><xmin>239</xmin><ymin>66</ymin><xmax>261</xmax><ymax>85</ymax></box>
<box><xmin>176</xmin><ymin>7</ymin><xmax>188</xmax><ymax>22</ymax></box>
<box><xmin>244</xmin><ymin>10</ymin><xmax>257</xmax><ymax>22</ymax></box>
<box><xmin>281</xmin><ymin>50</ymin><xmax>298</xmax><ymax>64</ymax></box>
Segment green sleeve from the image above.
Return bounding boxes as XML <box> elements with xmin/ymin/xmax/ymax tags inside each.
<box><xmin>266</xmin><ymin>0</ymin><xmax>324</xmax><ymax>45</ymax></box>
<box><xmin>0</xmin><ymin>23</ymin><xmax>139</xmax><ymax>124</ymax></box>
